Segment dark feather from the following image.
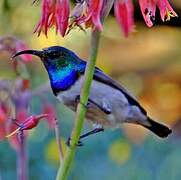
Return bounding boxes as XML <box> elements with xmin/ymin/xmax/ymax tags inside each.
<box><xmin>144</xmin><ymin>117</ymin><xmax>172</xmax><ymax>138</ymax></box>
<box><xmin>86</xmin><ymin>67</ymin><xmax>147</xmax><ymax>115</ymax></box>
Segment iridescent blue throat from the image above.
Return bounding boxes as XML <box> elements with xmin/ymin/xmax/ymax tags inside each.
<box><xmin>43</xmin><ymin>58</ymin><xmax>85</xmax><ymax>95</ymax></box>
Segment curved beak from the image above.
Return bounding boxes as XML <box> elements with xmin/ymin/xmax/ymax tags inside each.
<box><xmin>12</xmin><ymin>50</ymin><xmax>44</xmax><ymax>60</ymax></box>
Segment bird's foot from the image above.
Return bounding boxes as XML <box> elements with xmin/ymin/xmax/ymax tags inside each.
<box><xmin>66</xmin><ymin>137</ymin><xmax>84</xmax><ymax>147</ymax></box>
<box><xmin>66</xmin><ymin>128</ymin><xmax>104</xmax><ymax>147</ymax></box>
<box><xmin>79</xmin><ymin>128</ymin><xmax>104</xmax><ymax>139</ymax></box>
<box><xmin>75</xmin><ymin>95</ymin><xmax>90</xmax><ymax>109</ymax></box>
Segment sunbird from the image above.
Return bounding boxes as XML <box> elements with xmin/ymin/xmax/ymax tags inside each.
<box><xmin>13</xmin><ymin>46</ymin><xmax>172</xmax><ymax>144</ymax></box>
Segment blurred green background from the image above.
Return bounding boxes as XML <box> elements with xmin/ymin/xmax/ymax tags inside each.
<box><xmin>0</xmin><ymin>0</ymin><xmax>181</xmax><ymax>180</ymax></box>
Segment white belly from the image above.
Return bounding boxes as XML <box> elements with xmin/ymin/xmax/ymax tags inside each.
<box><xmin>56</xmin><ymin>76</ymin><xmax>132</xmax><ymax>127</ymax></box>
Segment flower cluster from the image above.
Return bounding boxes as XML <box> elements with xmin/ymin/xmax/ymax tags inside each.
<box><xmin>0</xmin><ymin>36</ymin><xmax>32</xmax><ymax>62</ymax></box>
<box><xmin>34</xmin><ymin>0</ymin><xmax>177</xmax><ymax>37</ymax></box>
<box><xmin>0</xmin><ymin>77</ymin><xmax>56</xmax><ymax>151</ymax></box>
<box><xmin>0</xmin><ymin>36</ymin><xmax>57</xmax><ymax>151</ymax></box>
<box><xmin>34</xmin><ymin>0</ymin><xmax>70</xmax><ymax>37</ymax></box>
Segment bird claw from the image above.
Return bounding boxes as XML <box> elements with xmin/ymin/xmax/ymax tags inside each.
<box><xmin>66</xmin><ymin>137</ymin><xmax>84</xmax><ymax>147</ymax></box>
<box><xmin>75</xmin><ymin>95</ymin><xmax>90</xmax><ymax>109</ymax></box>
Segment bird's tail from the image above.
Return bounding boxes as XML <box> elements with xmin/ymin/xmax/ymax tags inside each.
<box><xmin>144</xmin><ymin>117</ymin><xmax>172</xmax><ymax>138</ymax></box>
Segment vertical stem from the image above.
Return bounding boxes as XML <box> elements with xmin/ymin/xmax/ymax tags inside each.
<box><xmin>56</xmin><ymin>1</ymin><xmax>114</xmax><ymax>179</ymax></box>
<box><xmin>17</xmin><ymin>131</ymin><xmax>27</xmax><ymax>180</ymax></box>
<box><xmin>56</xmin><ymin>30</ymin><xmax>101</xmax><ymax>180</ymax></box>
<box><xmin>54</xmin><ymin>118</ymin><xmax>64</xmax><ymax>163</ymax></box>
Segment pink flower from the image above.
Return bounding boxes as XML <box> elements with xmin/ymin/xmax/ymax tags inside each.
<box><xmin>139</xmin><ymin>0</ymin><xmax>177</xmax><ymax>27</ymax></box>
<box><xmin>18</xmin><ymin>114</ymin><xmax>49</xmax><ymax>131</ymax></box>
<box><xmin>0</xmin><ymin>104</ymin><xmax>8</xmax><ymax>141</ymax></box>
<box><xmin>34</xmin><ymin>0</ymin><xmax>70</xmax><ymax>37</ymax></box>
<box><xmin>114</xmin><ymin>0</ymin><xmax>134</xmax><ymax>37</ymax></box>
<box><xmin>0</xmin><ymin>36</ymin><xmax>32</xmax><ymax>62</ymax></box>
<box><xmin>157</xmin><ymin>0</ymin><xmax>177</xmax><ymax>21</ymax></box>
<box><xmin>15</xmin><ymin>40</ymin><xmax>32</xmax><ymax>62</ymax></box>
<box><xmin>85</xmin><ymin>0</ymin><xmax>104</xmax><ymax>31</ymax></box>
<box><xmin>71</xmin><ymin>0</ymin><xmax>103</xmax><ymax>31</ymax></box>
<box><xmin>139</xmin><ymin>0</ymin><xmax>156</xmax><ymax>27</ymax></box>
<box><xmin>42</xmin><ymin>104</ymin><xmax>56</xmax><ymax>128</ymax></box>
<box><xmin>35</xmin><ymin>0</ymin><xmax>177</xmax><ymax>37</ymax></box>
<box><xmin>6</xmin><ymin>114</ymin><xmax>49</xmax><ymax>139</ymax></box>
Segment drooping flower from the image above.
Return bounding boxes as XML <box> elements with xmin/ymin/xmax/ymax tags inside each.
<box><xmin>157</xmin><ymin>0</ymin><xmax>178</xmax><ymax>21</ymax></box>
<box><xmin>70</xmin><ymin>0</ymin><xmax>103</xmax><ymax>31</ymax></box>
<box><xmin>114</xmin><ymin>0</ymin><xmax>134</xmax><ymax>37</ymax></box>
<box><xmin>84</xmin><ymin>0</ymin><xmax>104</xmax><ymax>30</ymax></box>
<box><xmin>139</xmin><ymin>0</ymin><xmax>177</xmax><ymax>27</ymax></box>
<box><xmin>138</xmin><ymin>0</ymin><xmax>156</xmax><ymax>27</ymax></box>
<box><xmin>34</xmin><ymin>0</ymin><xmax>70</xmax><ymax>37</ymax></box>
<box><xmin>34</xmin><ymin>0</ymin><xmax>177</xmax><ymax>37</ymax></box>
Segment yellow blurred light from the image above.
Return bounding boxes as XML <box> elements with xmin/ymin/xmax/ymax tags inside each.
<box><xmin>155</xmin><ymin>83</ymin><xmax>181</xmax><ymax>110</ymax></box>
<box><xmin>45</xmin><ymin>138</ymin><xmax>66</xmax><ymax>165</ymax></box>
<box><xmin>109</xmin><ymin>139</ymin><xmax>131</xmax><ymax>165</ymax></box>
<box><xmin>30</xmin><ymin>30</ymin><xmax>65</xmax><ymax>49</ymax></box>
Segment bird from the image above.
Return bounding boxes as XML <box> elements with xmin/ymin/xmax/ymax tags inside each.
<box><xmin>12</xmin><ymin>46</ymin><xmax>172</xmax><ymax>144</ymax></box>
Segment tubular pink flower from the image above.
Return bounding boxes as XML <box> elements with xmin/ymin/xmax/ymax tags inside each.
<box><xmin>35</xmin><ymin>0</ymin><xmax>178</xmax><ymax>37</ymax></box>
<box><xmin>139</xmin><ymin>0</ymin><xmax>156</xmax><ymax>27</ymax></box>
<box><xmin>6</xmin><ymin>114</ymin><xmax>49</xmax><ymax>140</ymax></box>
<box><xmin>15</xmin><ymin>41</ymin><xmax>32</xmax><ymax>62</ymax></box>
<box><xmin>157</xmin><ymin>0</ymin><xmax>177</xmax><ymax>21</ymax></box>
<box><xmin>34</xmin><ymin>0</ymin><xmax>70</xmax><ymax>37</ymax></box>
<box><xmin>114</xmin><ymin>0</ymin><xmax>134</xmax><ymax>37</ymax></box>
<box><xmin>70</xmin><ymin>0</ymin><xmax>103</xmax><ymax>31</ymax></box>
<box><xmin>55</xmin><ymin>0</ymin><xmax>70</xmax><ymax>36</ymax></box>
<box><xmin>87</xmin><ymin>0</ymin><xmax>104</xmax><ymax>31</ymax></box>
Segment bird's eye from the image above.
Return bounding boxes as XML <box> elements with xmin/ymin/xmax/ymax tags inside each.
<box><xmin>49</xmin><ymin>51</ymin><xmax>59</xmax><ymax>59</ymax></box>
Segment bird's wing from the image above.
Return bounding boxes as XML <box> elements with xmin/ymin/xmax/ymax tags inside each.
<box><xmin>93</xmin><ymin>68</ymin><xmax>147</xmax><ymax>115</ymax></box>
<box><xmin>78</xmin><ymin>62</ymin><xmax>146</xmax><ymax>115</ymax></box>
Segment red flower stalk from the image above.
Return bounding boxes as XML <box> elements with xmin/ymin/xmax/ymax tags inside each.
<box><xmin>0</xmin><ymin>103</ymin><xmax>9</xmax><ymax>140</ymax></box>
<box><xmin>34</xmin><ymin>0</ymin><xmax>70</xmax><ymax>37</ymax></box>
<box><xmin>114</xmin><ymin>0</ymin><xmax>134</xmax><ymax>37</ymax></box>
<box><xmin>8</xmin><ymin>109</ymin><xmax>29</xmax><ymax>150</ymax></box>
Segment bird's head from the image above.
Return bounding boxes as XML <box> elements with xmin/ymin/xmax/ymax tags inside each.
<box><xmin>12</xmin><ymin>46</ymin><xmax>82</xmax><ymax>70</ymax></box>
<box><xmin>13</xmin><ymin>46</ymin><xmax>86</xmax><ymax>93</ymax></box>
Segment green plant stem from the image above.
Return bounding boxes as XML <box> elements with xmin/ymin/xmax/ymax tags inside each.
<box><xmin>56</xmin><ymin>29</ymin><xmax>101</xmax><ymax>180</ymax></box>
<box><xmin>56</xmin><ymin>1</ymin><xmax>114</xmax><ymax>179</ymax></box>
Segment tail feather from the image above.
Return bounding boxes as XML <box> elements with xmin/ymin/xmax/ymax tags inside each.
<box><xmin>144</xmin><ymin>117</ymin><xmax>172</xmax><ymax>138</ymax></box>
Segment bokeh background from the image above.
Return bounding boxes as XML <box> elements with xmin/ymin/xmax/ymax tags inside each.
<box><xmin>0</xmin><ymin>0</ymin><xmax>181</xmax><ymax>180</ymax></box>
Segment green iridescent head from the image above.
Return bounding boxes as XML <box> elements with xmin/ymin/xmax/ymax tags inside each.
<box><xmin>13</xmin><ymin>46</ymin><xmax>82</xmax><ymax>67</ymax></box>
